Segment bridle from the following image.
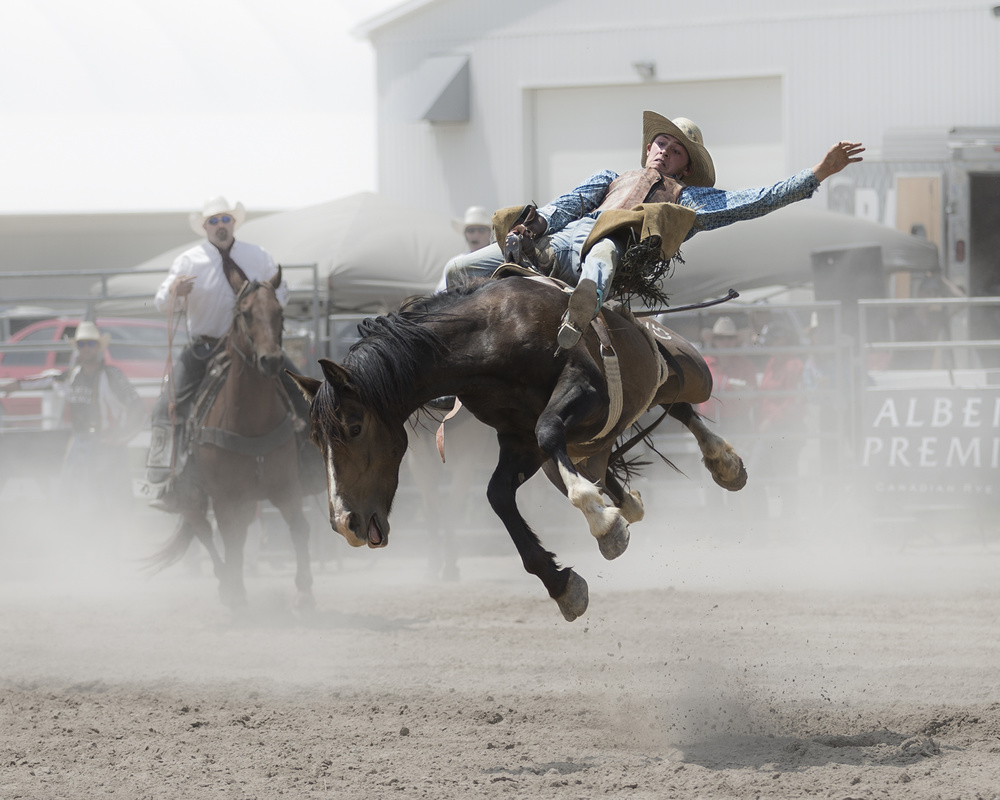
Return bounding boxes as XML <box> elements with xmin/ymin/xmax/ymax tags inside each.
<box><xmin>229</xmin><ymin>279</ymin><xmax>283</xmax><ymax>374</ymax></box>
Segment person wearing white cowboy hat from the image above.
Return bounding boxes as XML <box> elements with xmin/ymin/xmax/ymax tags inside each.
<box><xmin>3</xmin><ymin>320</ymin><xmax>146</xmax><ymax>515</ymax></box>
<box><xmin>74</xmin><ymin>319</ymin><xmax>112</xmax><ymax>351</ymax></box>
<box><xmin>452</xmin><ymin>205</ymin><xmax>493</xmax><ymax>252</ymax></box>
<box><xmin>435</xmin><ymin>205</ymin><xmax>495</xmax><ymax>293</ymax></box>
<box><xmin>145</xmin><ymin>196</ymin><xmax>316</xmax><ymax>510</ymax></box>
<box><xmin>444</xmin><ymin>110</ymin><xmax>865</xmax><ymax>350</ymax></box>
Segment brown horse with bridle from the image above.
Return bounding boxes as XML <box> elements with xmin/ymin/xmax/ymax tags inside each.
<box><xmin>290</xmin><ymin>275</ymin><xmax>745</xmax><ymax>621</ymax></box>
<box><xmin>147</xmin><ymin>265</ymin><xmax>314</xmax><ymax>609</ymax></box>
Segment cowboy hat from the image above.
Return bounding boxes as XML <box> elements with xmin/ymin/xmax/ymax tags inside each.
<box><xmin>711</xmin><ymin>316</ymin><xmax>738</xmax><ymax>337</ymax></box>
<box><xmin>641</xmin><ymin>111</ymin><xmax>716</xmax><ymax>188</ymax></box>
<box><xmin>73</xmin><ymin>321</ymin><xmax>112</xmax><ymax>351</ymax></box>
<box><xmin>188</xmin><ymin>196</ymin><xmax>247</xmax><ymax>236</ymax></box>
<box><xmin>451</xmin><ymin>205</ymin><xmax>491</xmax><ymax>234</ymax></box>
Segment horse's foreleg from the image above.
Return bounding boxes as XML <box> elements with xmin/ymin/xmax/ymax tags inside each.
<box><xmin>487</xmin><ymin>438</ymin><xmax>588</xmax><ymax>622</ymax></box>
<box><xmin>278</xmin><ymin>502</ymin><xmax>314</xmax><ymax>610</ymax></box>
<box><xmin>667</xmin><ymin>402</ymin><xmax>748</xmax><ymax>491</ymax></box>
<box><xmin>213</xmin><ymin>504</ymin><xmax>255</xmax><ymax>609</ymax></box>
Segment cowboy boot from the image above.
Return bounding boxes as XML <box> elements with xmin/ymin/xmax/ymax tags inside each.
<box><xmin>556</xmin><ymin>279</ymin><xmax>600</xmax><ymax>350</ymax></box>
<box><xmin>145</xmin><ymin>424</ymin><xmax>180</xmax><ymax>511</ymax></box>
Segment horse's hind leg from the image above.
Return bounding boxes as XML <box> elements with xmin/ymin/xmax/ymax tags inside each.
<box><xmin>542</xmin><ymin>459</ymin><xmax>644</xmax><ymax>526</ymax></box>
<box><xmin>602</xmin><ymin>471</ymin><xmax>645</xmax><ymax>524</ymax></box>
<box><xmin>668</xmin><ymin>402</ymin><xmax>748</xmax><ymax>491</ymax></box>
<box><xmin>487</xmin><ymin>438</ymin><xmax>589</xmax><ymax>622</ymax></box>
<box><xmin>535</xmin><ymin>384</ymin><xmax>630</xmax><ymax>560</ymax></box>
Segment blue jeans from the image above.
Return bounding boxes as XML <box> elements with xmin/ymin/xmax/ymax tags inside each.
<box><xmin>443</xmin><ymin>217</ymin><xmax>619</xmax><ymax>302</ymax></box>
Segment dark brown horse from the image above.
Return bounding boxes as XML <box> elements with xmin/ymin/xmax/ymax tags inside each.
<box><xmin>290</xmin><ymin>276</ymin><xmax>744</xmax><ymax>621</ymax></box>
<box><xmin>149</xmin><ymin>266</ymin><xmax>313</xmax><ymax>609</ymax></box>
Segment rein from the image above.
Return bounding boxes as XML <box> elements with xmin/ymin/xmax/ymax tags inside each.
<box><xmin>163</xmin><ymin>284</ymin><xmax>187</xmax><ymax>471</ymax></box>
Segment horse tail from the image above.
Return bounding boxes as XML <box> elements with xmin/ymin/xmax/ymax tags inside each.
<box><xmin>142</xmin><ymin>517</ymin><xmax>220</xmax><ymax>576</ymax></box>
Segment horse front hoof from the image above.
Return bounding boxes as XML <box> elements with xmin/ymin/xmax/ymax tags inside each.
<box><xmin>556</xmin><ymin>571</ymin><xmax>589</xmax><ymax>621</ymax></box>
<box><xmin>219</xmin><ymin>585</ymin><xmax>248</xmax><ymax>611</ymax></box>
<box><xmin>597</xmin><ymin>517</ymin><xmax>630</xmax><ymax>560</ymax></box>
<box><xmin>295</xmin><ymin>590</ymin><xmax>316</xmax><ymax>612</ymax></box>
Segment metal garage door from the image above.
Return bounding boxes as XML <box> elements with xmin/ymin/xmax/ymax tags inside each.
<box><xmin>527</xmin><ymin>76</ymin><xmax>785</xmax><ymax>203</ymax></box>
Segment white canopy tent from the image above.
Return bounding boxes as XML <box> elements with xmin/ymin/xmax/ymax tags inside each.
<box><xmin>99</xmin><ymin>192</ymin><xmax>466</xmax><ymax>317</ymax></box>
<box><xmin>660</xmin><ymin>203</ymin><xmax>940</xmax><ymax>306</ymax></box>
<box><xmin>98</xmin><ymin>193</ymin><xmax>939</xmax><ymax>318</ymax></box>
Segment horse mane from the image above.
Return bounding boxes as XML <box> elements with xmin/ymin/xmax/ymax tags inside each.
<box><xmin>340</xmin><ymin>292</ymin><xmax>464</xmax><ymax>421</ymax></box>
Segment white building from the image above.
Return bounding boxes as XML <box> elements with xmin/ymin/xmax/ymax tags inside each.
<box><xmin>358</xmin><ymin>0</ymin><xmax>999</xmax><ymax>258</ymax></box>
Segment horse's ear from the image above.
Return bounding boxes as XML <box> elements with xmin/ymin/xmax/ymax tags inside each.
<box><xmin>227</xmin><ymin>263</ymin><xmax>250</xmax><ymax>294</ymax></box>
<box><xmin>318</xmin><ymin>358</ymin><xmax>356</xmax><ymax>393</ymax></box>
<box><xmin>270</xmin><ymin>265</ymin><xmax>282</xmax><ymax>290</ymax></box>
<box><xmin>285</xmin><ymin>369</ymin><xmax>321</xmax><ymax>402</ymax></box>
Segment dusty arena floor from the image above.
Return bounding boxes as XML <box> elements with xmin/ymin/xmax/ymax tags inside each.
<box><xmin>1</xmin><ymin>484</ymin><xmax>999</xmax><ymax>799</ymax></box>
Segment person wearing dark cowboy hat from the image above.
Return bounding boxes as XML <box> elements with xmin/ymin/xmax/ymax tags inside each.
<box><xmin>444</xmin><ymin>111</ymin><xmax>864</xmax><ymax>350</ymax></box>
<box><xmin>144</xmin><ymin>196</ymin><xmax>315</xmax><ymax>511</ymax></box>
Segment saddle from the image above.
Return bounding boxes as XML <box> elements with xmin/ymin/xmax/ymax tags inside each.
<box><xmin>171</xmin><ymin>349</ymin><xmax>297</xmax><ymax>478</ymax></box>
<box><xmin>489</xmin><ymin>265</ymin><xmax>670</xmax><ymax>446</ymax></box>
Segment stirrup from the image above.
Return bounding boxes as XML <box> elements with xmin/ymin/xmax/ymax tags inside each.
<box><xmin>143</xmin><ymin>479</ymin><xmax>180</xmax><ymax>513</ymax></box>
<box><xmin>557</xmin><ymin>316</ymin><xmax>584</xmax><ymax>350</ymax></box>
<box><xmin>556</xmin><ymin>279</ymin><xmax>599</xmax><ymax>350</ymax></box>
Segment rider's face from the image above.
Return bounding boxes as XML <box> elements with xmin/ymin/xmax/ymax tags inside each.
<box><xmin>645</xmin><ymin>134</ymin><xmax>691</xmax><ymax>180</ymax></box>
<box><xmin>203</xmin><ymin>214</ymin><xmax>237</xmax><ymax>248</ymax></box>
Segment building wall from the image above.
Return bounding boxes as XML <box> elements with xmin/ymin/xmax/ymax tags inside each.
<box><xmin>365</xmin><ymin>0</ymin><xmax>1000</xmax><ymax>220</ymax></box>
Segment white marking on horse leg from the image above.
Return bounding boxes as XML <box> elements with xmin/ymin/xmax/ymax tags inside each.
<box><xmin>557</xmin><ymin>461</ymin><xmax>620</xmax><ymax>540</ymax></box>
<box><xmin>619</xmin><ymin>489</ymin><xmax>644</xmax><ymax>524</ymax></box>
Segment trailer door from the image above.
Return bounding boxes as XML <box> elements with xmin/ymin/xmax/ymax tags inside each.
<box><xmin>894</xmin><ymin>174</ymin><xmax>942</xmax><ymax>297</ymax></box>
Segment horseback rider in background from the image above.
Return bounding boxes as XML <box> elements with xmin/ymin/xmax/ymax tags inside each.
<box><xmin>145</xmin><ymin>196</ymin><xmax>315</xmax><ymax>511</ymax></box>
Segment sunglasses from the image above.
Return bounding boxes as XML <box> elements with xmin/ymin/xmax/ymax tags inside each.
<box><xmin>76</xmin><ymin>340</ymin><xmax>100</xmax><ymax>348</ymax></box>
<box><xmin>207</xmin><ymin>215</ymin><xmax>233</xmax><ymax>225</ymax></box>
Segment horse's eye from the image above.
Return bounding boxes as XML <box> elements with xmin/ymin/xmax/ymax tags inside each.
<box><xmin>348</xmin><ymin>423</ymin><xmax>362</xmax><ymax>438</ymax></box>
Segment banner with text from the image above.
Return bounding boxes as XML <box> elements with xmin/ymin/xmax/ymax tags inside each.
<box><xmin>861</xmin><ymin>387</ymin><xmax>1000</xmax><ymax>504</ymax></box>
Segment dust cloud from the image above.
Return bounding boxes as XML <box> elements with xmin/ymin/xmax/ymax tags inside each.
<box><xmin>2</xmin><ymin>419</ymin><xmax>999</xmax><ymax>799</ymax></box>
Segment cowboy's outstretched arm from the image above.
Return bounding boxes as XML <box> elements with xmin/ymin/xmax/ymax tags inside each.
<box><xmin>812</xmin><ymin>141</ymin><xmax>865</xmax><ymax>182</ymax></box>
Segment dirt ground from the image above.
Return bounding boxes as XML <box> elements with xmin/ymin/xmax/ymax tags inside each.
<box><xmin>2</xmin><ymin>481</ymin><xmax>1000</xmax><ymax>800</ymax></box>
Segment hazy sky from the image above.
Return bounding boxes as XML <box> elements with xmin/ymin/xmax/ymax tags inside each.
<box><xmin>0</xmin><ymin>0</ymin><xmax>402</xmax><ymax>214</ymax></box>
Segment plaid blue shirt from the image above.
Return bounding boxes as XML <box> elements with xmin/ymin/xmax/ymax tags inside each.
<box><xmin>537</xmin><ymin>168</ymin><xmax>821</xmax><ymax>242</ymax></box>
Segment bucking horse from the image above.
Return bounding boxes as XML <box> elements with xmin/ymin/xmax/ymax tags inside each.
<box><xmin>289</xmin><ymin>275</ymin><xmax>745</xmax><ymax>621</ymax></box>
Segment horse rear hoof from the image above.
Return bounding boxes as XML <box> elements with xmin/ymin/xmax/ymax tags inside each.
<box><xmin>556</xmin><ymin>571</ymin><xmax>589</xmax><ymax>621</ymax></box>
<box><xmin>705</xmin><ymin>450</ymin><xmax>748</xmax><ymax>491</ymax></box>
<box><xmin>598</xmin><ymin>518</ymin><xmax>630</xmax><ymax>560</ymax></box>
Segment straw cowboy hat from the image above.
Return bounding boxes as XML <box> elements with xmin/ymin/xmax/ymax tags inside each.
<box><xmin>641</xmin><ymin>111</ymin><xmax>716</xmax><ymax>188</ymax></box>
<box><xmin>452</xmin><ymin>205</ymin><xmax>491</xmax><ymax>234</ymax></box>
<box><xmin>188</xmin><ymin>196</ymin><xmax>247</xmax><ymax>236</ymax></box>
<box><xmin>74</xmin><ymin>321</ymin><xmax>112</xmax><ymax>351</ymax></box>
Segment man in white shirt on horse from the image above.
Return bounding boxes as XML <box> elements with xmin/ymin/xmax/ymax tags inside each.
<box><xmin>145</xmin><ymin>196</ymin><xmax>312</xmax><ymax>510</ymax></box>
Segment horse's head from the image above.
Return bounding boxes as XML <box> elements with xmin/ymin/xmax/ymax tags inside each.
<box><xmin>229</xmin><ymin>265</ymin><xmax>285</xmax><ymax>377</ymax></box>
<box><xmin>288</xmin><ymin>358</ymin><xmax>407</xmax><ymax>549</ymax></box>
